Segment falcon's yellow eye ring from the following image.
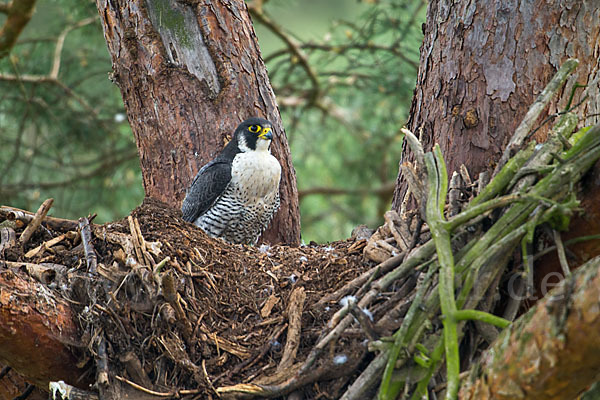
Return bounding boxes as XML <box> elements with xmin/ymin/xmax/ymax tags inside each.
<box><xmin>248</xmin><ymin>125</ymin><xmax>260</xmax><ymax>133</ymax></box>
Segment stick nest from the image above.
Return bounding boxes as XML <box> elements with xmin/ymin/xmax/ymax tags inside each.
<box><xmin>1</xmin><ymin>197</ymin><xmax>380</xmax><ymax>399</ymax></box>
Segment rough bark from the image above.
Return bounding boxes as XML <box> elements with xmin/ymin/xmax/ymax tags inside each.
<box><xmin>0</xmin><ymin>268</ymin><xmax>87</xmax><ymax>389</ymax></box>
<box><xmin>392</xmin><ymin>0</ymin><xmax>600</xmax><ymax>267</ymax></box>
<box><xmin>459</xmin><ymin>255</ymin><xmax>600</xmax><ymax>400</ymax></box>
<box><xmin>95</xmin><ymin>0</ymin><xmax>300</xmax><ymax>245</ymax></box>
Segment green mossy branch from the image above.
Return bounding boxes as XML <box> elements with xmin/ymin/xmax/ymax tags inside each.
<box><xmin>373</xmin><ymin>60</ymin><xmax>600</xmax><ymax>399</ymax></box>
<box><xmin>425</xmin><ymin>145</ymin><xmax>461</xmax><ymax>400</ymax></box>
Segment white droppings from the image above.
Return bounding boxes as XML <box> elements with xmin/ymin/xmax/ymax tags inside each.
<box><xmin>333</xmin><ymin>354</ymin><xmax>348</xmax><ymax>365</ymax></box>
<box><xmin>49</xmin><ymin>381</ymin><xmax>70</xmax><ymax>400</ymax></box>
<box><xmin>362</xmin><ymin>308</ymin><xmax>374</xmax><ymax>321</ymax></box>
<box><xmin>339</xmin><ymin>295</ymin><xmax>356</xmax><ymax>307</ymax></box>
<box><xmin>299</xmin><ymin>256</ymin><xmax>308</xmax><ymax>262</ymax></box>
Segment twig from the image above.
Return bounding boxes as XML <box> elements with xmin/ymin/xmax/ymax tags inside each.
<box><xmin>249</xmin><ymin>7</ymin><xmax>320</xmax><ymax>105</ymax></box>
<box><xmin>401</xmin><ymin>127</ymin><xmax>427</xmax><ymax>214</ymax></box>
<box><xmin>340</xmin><ymin>352</ymin><xmax>387</xmax><ymax>400</ymax></box>
<box><xmin>0</xmin><ymin>365</ymin><xmax>11</xmax><ymax>380</ymax></box>
<box><xmin>401</xmin><ymin>128</ymin><xmax>425</xmax><ymax>181</ymax></box>
<box><xmin>50</xmin><ymin>17</ymin><xmax>96</xmax><ymax>79</ymax></box>
<box><xmin>278</xmin><ymin>287</ymin><xmax>306</xmax><ymax>371</ymax></box>
<box><xmin>552</xmin><ymin>229</ymin><xmax>571</xmax><ymax>276</ymax></box>
<box><xmin>97</xmin><ymin>337</ymin><xmax>109</xmax><ymax>392</ymax></box>
<box><xmin>452</xmin><ymin>310</ymin><xmax>510</xmax><ymax>328</ymax></box>
<box><xmin>115</xmin><ymin>375</ymin><xmax>180</xmax><ymax>397</ymax></box>
<box><xmin>476</xmin><ymin>170</ymin><xmax>489</xmax><ymax>196</ymax></box>
<box><xmin>348</xmin><ymin>300</ymin><xmax>378</xmax><ymax>341</ymax></box>
<box><xmin>448</xmin><ymin>171</ymin><xmax>463</xmax><ymax>217</ymax></box>
<box><xmin>78</xmin><ymin>216</ymin><xmax>97</xmax><ymax>274</ymax></box>
<box><xmin>24</xmin><ymin>232</ymin><xmax>68</xmax><ymax>258</ymax></box>
<box><xmin>459</xmin><ymin>164</ymin><xmax>472</xmax><ymax>186</ymax></box>
<box><xmin>18</xmin><ymin>198</ymin><xmax>53</xmax><ymax>246</ymax></box>
<box><xmin>400</xmin><ymin>162</ymin><xmax>425</xmax><ymax>211</ymax></box>
<box><xmin>0</xmin><ymin>226</ymin><xmax>16</xmax><ymax>253</ymax></box>
<box><xmin>128</xmin><ymin>216</ymin><xmax>146</xmax><ymax>266</ymax></box>
<box><xmin>161</xmin><ymin>271</ymin><xmax>193</xmax><ymax>346</ymax></box>
<box><xmin>13</xmin><ymin>384</ymin><xmax>35</xmax><ymax>400</ymax></box>
<box><xmin>202</xmin><ymin>359</ymin><xmax>219</xmax><ymax>397</ymax></box>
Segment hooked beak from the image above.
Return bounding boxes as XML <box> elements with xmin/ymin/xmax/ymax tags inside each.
<box><xmin>258</xmin><ymin>127</ymin><xmax>273</xmax><ymax>140</ymax></box>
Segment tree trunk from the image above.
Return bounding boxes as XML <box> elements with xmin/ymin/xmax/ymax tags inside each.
<box><xmin>0</xmin><ymin>269</ymin><xmax>87</xmax><ymax>390</ymax></box>
<box><xmin>392</xmin><ymin>0</ymin><xmax>600</xmax><ymax>267</ymax></box>
<box><xmin>95</xmin><ymin>0</ymin><xmax>300</xmax><ymax>245</ymax></box>
<box><xmin>459</xmin><ymin>255</ymin><xmax>600</xmax><ymax>400</ymax></box>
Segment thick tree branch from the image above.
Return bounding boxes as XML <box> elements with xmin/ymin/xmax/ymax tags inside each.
<box><xmin>0</xmin><ymin>269</ymin><xmax>87</xmax><ymax>389</ymax></box>
<box><xmin>0</xmin><ymin>0</ymin><xmax>37</xmax><ymax>59</ymax></box>
<box><xmin>459</xmin><ymin>255</ymin><xmax>600</xmax><ymax>400</ymax></box>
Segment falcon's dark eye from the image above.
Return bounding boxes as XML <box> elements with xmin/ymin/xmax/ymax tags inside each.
<box><xmin>248</xmin><ymin>125</ymin><xmax>261</xmax><ymax>133</ymax></box>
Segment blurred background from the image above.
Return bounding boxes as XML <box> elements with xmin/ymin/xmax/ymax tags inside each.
<box><xmin>0</xmin><ymin>0</ymin><xmax>425</xmax><ymax>243</ymax></box>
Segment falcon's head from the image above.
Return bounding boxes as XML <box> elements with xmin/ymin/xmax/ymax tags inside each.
<box><xmin>235</xmin><ymin>117</ymin><xmax>273</xmax><ymax>152</ymax></box>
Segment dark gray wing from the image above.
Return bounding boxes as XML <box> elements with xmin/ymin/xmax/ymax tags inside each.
<box><xmin>181</xmin><ymin>160</ymin><xmax>232</xmax><ymax>223</ymax></box>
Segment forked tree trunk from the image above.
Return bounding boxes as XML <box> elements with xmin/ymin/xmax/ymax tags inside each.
<box><xmin>392</xmin><ymin>0</ymin><xmax>600</xmax><ymax>267</ymax></box>
<box><xmin>95</xmin><ymin>0</ymin><xmax>300</xmax><ymax>245</ymax></box>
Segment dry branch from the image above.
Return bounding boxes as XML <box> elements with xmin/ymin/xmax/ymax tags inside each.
<box><xmin>18</xmin><ymin>198</ymin><xmax>53</xmax><ymax>246</ymax></box>
<box><xmin>278</xmin><ymin>287</ymin><xmax>306</xmax><ymax>372</ymax></box>
<box><xmin>0</xmin><ymin>205</ymin><xmax>79</xmax><ymax>232</ymax></box>
<box><xmin>78</xmin><ymin>216</ymin><xmax>97</xmax><ymax>274</ymax></box>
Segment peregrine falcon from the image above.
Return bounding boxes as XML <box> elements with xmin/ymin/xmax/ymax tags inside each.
<box><xmin>181</xmin><ymin>117</ymin><xmax>282</xmax><ymax>245</ymax></box>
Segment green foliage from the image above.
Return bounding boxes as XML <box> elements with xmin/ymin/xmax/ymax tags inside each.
<box><xmin>0</xmin><ymin>0</ymin><xmax>143</xmax><ymax>223</ymax></box>
<box><xmin>0</xmin><ymin>0</ymin><xmax>425</xmax><ymax>241</ymax></box>
<box><xmin>256</xmin><ymin>0</ymin><xmax>425</xmax><ymax>242</ymax></box>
